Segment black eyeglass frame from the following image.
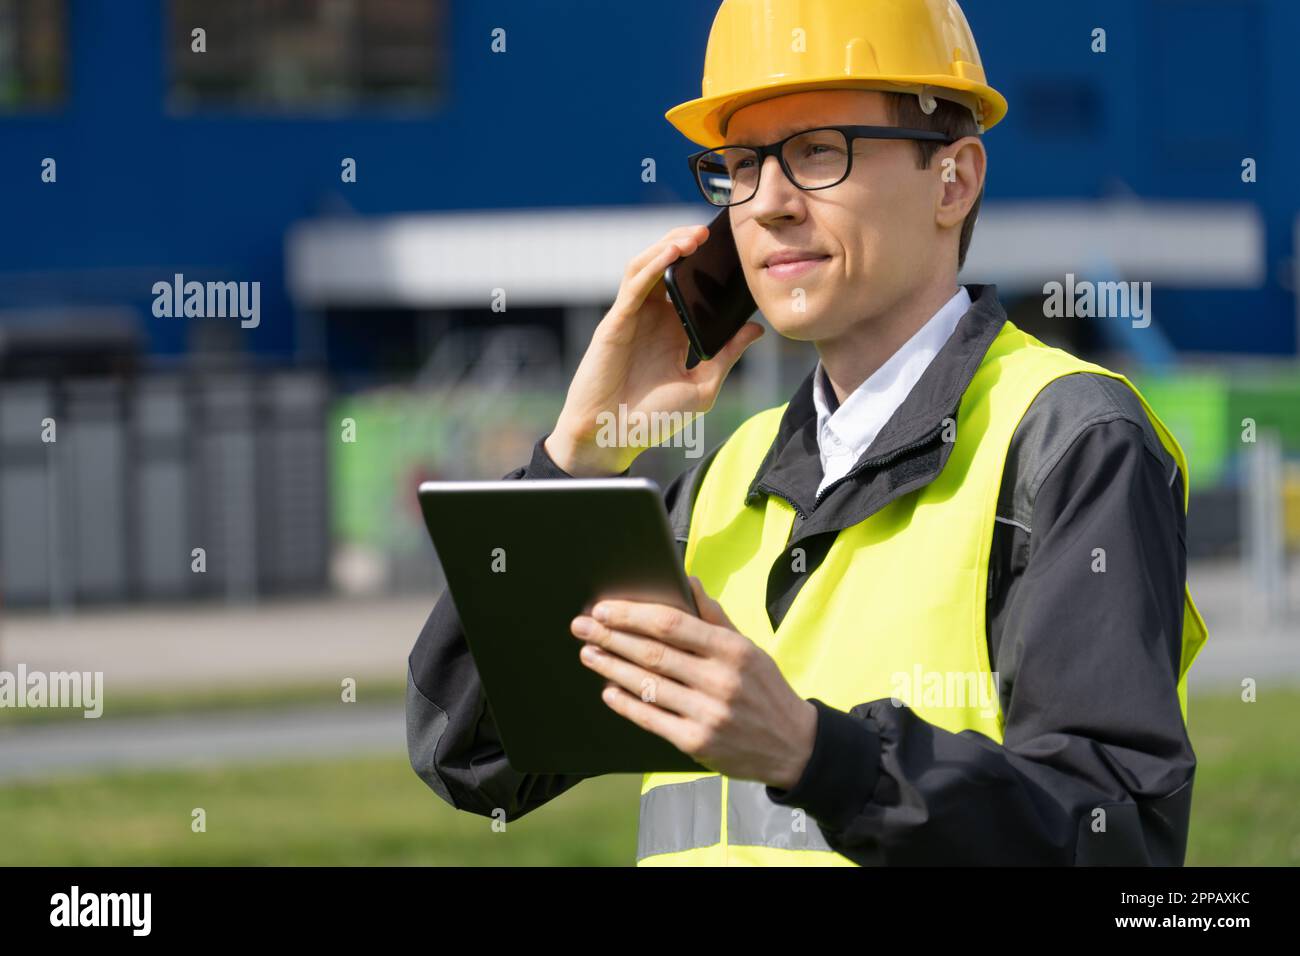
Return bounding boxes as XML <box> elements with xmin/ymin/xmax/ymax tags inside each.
<box><xmin>687</xmin><ymin>124</ymin><xmax>956</xmax><ymax>207</ymax></box>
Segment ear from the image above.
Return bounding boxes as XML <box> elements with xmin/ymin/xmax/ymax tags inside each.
<box><xmin>934</xmin><ymin>136</ymin><xmax>986</xmax><ymax>231</ymax></box>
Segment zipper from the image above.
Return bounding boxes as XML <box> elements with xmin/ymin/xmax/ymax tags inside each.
<box><xmin>751</xmin><ymin>421</ymin><xmax>947</xmax><ymax>520</ymax></box>
<box><xmin>810</xmin><ymin>422</ymin><xmax>947</xmax><ymax>509</ymax></box>
<box><xmin>753</xmin><ymin>481</ymin><xmax>808</xmax><ymax>519</ymax></box>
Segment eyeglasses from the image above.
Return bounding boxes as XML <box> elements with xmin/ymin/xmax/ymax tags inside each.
<box><xmin>687</xmin><ymin>124</ymin><xmax>955</xmax><ymax>207</ymax></box>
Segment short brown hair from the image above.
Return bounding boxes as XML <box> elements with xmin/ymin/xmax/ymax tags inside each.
<box><xmin>885</xmin><ymin>92</ymin><xmax>983</xmax><ymax>271</ymax></box>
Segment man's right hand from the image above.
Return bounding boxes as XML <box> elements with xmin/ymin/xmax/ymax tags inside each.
<box><xmin>545</xmin><ymin>224</ymin><xmax>766</xmax><ymax>477</ymax></box>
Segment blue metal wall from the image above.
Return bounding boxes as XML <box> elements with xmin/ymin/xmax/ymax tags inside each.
<box><xmin>2</xmin><ymin>0</ymin><xmax>1296</xmax><ymax>359</ymax></box>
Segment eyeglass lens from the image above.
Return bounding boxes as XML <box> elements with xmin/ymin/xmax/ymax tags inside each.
<box><xmin>695</xmin><ymin>128</ymin><xmax>852</xmax><ymax>206</ymax></box>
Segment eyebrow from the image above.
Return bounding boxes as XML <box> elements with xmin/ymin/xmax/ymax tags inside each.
<box><xmin>728</xmin><ymin>124</ymin><xmax>835</xmax><ymax>144</ymax></box>
<box><xmin>728</xmin><ymin>127</ymin><xmax>791</xmax><ymax>143</ymax></box>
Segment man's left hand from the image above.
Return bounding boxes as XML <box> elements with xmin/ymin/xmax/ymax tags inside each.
<box><xmin>570</xmin><ymin>576</ymin><xmax>817</xmax><ymax>790</ymax></box>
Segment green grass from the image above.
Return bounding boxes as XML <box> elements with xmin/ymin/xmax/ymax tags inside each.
<box><xmin>0</xmin><ymin>689</ymin><xmax>1294</xmax><ymax>865</ymax></box>
<box><xmin>1184</xmin><ymin>688</ymin><xmax>1300</xmax><ymax>866</ymax></box>
<box><xmin>0</xmin><ymin>756</ymin><xmax>641</xmax><ymax>866</ymax></box>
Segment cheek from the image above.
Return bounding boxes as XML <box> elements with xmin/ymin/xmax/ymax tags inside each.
<box><xmin>854</xmin><ymin>178</ymin><xmax>932</xmax><ymax>267</ymax></box>
<box><xmin>833</xmin><ymin>213</ymin><xmax>890</xmax><ymax>280</ymax></box>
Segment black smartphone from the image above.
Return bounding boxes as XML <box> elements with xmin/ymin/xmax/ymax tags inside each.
<box><xmin>663</xmin><ymin>208</ymin><xmax>757</xmax><ymax>363</ymax></box>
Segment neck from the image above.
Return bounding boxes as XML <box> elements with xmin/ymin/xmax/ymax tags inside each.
<box><xmin>815</xmin><ymin>276</ymin><xmax>962</xmax><ymax>404</ymax></box>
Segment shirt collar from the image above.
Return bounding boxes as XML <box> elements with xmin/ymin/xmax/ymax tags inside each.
<box><xmin>811</xmin><ymin>285</ymin><xmax>971</xmax><ymax>464</ymax></box>
<box><xmin>744</xmin><ymin>283</ymin><xmax>1006</xmax><ymax>513</ymax></box>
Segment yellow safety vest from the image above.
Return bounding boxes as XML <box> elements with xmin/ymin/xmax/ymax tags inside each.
<box><xmin>637</xmin><ymin>320</ymin><xmax>1209</xmax><ymax>866</ymax></box>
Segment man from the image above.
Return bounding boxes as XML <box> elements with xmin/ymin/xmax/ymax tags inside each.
<box><xmin>407</xmin><ymin>0</ymin><xmax>1208</xmax><ymax>865</ymax></box>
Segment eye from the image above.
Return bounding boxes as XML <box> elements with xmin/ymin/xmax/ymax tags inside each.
<box><xmin>801</xmin><ymin>141</ymin><xmax>845</xmax><ymax>159</ymax></box>
<box><xmin>726</xmin><ymin>155</ymin><xmax>755</xmax><ymax>176</ymax></box>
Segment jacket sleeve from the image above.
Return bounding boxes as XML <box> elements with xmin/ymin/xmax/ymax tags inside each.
<box><xmin>766</xmin><ymin>417</ymin><xmax>1196</xmax><ymax>865</ymax></box>
<box><xmin>406</xmin><ymin>433</ymin><xmax>710</xmax><ymax>819</ymax></box>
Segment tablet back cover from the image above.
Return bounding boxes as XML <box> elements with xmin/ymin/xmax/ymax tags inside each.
<box><xmin>419</xmin><ymin>479</ymin><xmax>710</xmax><ymax>775</ymax></box>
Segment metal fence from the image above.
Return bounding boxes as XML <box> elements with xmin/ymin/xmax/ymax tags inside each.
<box><xmin>0</xmin><ymin>371</ymin><xmax>330</xmax><ymax>609</ymax></box>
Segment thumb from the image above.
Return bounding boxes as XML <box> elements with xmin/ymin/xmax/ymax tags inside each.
<box><xmin>688</xmin><ymin>575</ymin><xmax>732</xmax><ymax>628</ymax></box>
<box><xmin>697</xmin><ymin>321</ymin><xmax>765</xmax><ymax>389</ymax></box>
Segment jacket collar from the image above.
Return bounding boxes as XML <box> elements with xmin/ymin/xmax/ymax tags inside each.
<box><xmin>743</xmin><ymin>283</ymin><xmax>1008</xmax><ymax>522</ymax></box>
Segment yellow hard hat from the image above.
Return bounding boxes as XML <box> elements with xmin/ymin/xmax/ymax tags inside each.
<box><xmin>665</xmin><ymin>0</ymin><xmax>1008</xmax><ymax>147</ymax></box>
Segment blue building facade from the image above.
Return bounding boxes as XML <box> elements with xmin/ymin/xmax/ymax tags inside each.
<box><xmin>2</xmin><ymin>0</ymin><xmax>1295</xmax><ymax>363</ymax></box>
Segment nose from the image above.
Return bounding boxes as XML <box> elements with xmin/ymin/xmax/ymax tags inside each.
<box><xmin>745</xmin><ymin>153</ymin><xmax>805</xmax><ymax>227</ymax></box>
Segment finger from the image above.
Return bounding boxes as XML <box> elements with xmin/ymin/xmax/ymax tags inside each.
<box><xmin>613</xmin><ymin>246</ymin><xmax>680</xmax><ymax>316</ymax></box>
<box><xmin>598</xmin><ymin>682</ymin><xmax>701</xmax><ymax>755</ymax></box>
<box><xmin>569</xmin><ymin>613</ymin><xmax>691</xmax><ymax>671</ymax></box>
<box><xmin>591</xmin><ymin>598</ymin><xmax>722</xmax><ymax>656</ymax></box>
<box><xmin>578</xmin><ymin>642</ymin><xmax>712</xmax><ymax>720</ymax></box>
<box><xmin>692</xmin><ymin>321</ymin><xmax>765</xmax><ymax>392</ymax></box>
<box><xmin>688</xmin><ymin>576</ymin><xmax>733</xmax><ymax>628</ymax></box>
<box><xmin>619</xmin><ymin>226</ymin><xmax>709</xmax><ymax>300</ymax></box>
<box><xmin>572</xmin><ymin>616</ymin><xmax>717</xmax><ymax>691</ymax></box>
<box><xmin>645</xmin><ymin>273</ymin><xmax>677</xmax><ymax>310</ymax></box>
<box><xmin>617</xmin><ymin>241</ymin><xmax>697</xmax><ymax>315</ymax></box>
<box><xmin>622</xmin><ymin>227</ymin><xmax>703</xmax><ymax>279</ymax></box>
<box><xmin>616</xmin><ymin>224</ymin><xmax>711</xmax><ymax>315</ymax></box>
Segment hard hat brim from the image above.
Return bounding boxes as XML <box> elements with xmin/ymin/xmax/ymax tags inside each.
<box><xmin>665</xmin><ymin>74</ymin><xmax>1009</xmax><ymax>147</ymax></box>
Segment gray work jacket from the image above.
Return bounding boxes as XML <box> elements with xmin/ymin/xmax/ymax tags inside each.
<box><xmin>406</xmin><ymin>283</ymin><xmax>1196</xmax><ymax>865</ymax></box>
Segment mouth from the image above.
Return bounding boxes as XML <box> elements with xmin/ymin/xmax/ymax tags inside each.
<box><xmin>763</xmin><ymin>253</ymin><xmax>831</xmax><ymax>281</ymax></box>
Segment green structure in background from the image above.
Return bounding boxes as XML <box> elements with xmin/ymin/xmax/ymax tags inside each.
<box><xmin>332</xmin><ymin>389</ymin><xmax>566</xmax><ymax>555</ymax></box>
<box><xmin>330</xmin><ymin>389</ymin><xmax>756</xmax><ymax>575</ymax></box>
<box><xmin>1135</xmin><ymin>368</ymin><xmax>1300</xmax><ymax>488</ymax></box>
<box><xmin>329</xmin><ymin>370</ymin><xmax>1300</xmax><ymax>580</ymax></box>
<box><xmin>1135</xmin><ymin>371</ymin><xmax>1234</xmax><ymax>488</ymax></box>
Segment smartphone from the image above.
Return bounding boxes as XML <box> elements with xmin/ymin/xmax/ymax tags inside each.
<box><xmin>663</xmin><ymin>208</ymin><xmax>758</xmax><ymax>363</ymax></box>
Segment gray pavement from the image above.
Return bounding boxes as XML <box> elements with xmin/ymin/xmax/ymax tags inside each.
<box><xmin>1185</xmin><ymin>558</ymin><xmax>1299</xmax><ymax>687</ymax></box>
<box><xmin>2</xmin><ymin>563</ymin><xmax>1295</xmax><ymax>691</ymax></box>
<box><xmin>0</xmin><ymin>704</ymin><xmax>405</xmax><ymax>783</ymax></box>
<box><xmin>0</xmin><ymin>593</ymin><xmax>433</xmax><ymax>691</ymax></box>
<box><xmin>0</xmin><ymin>560</ymin><xmax>1295</xmax><ymax>781</ymax></box>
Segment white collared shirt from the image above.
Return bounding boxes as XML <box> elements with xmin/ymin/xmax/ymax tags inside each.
<box><xmin>812</xmin><ymin>286</ymin><xmax>971</xmax><ymax>499</ymax></box>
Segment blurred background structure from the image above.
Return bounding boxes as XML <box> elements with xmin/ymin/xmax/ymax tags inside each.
<box><xmin>0</xmin><ymin>0</ymin><xmax>1296</xmax><ymax>865</ymax></box>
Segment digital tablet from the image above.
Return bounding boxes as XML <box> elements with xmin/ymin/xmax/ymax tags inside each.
<box><xmin>417</xmin><ymin>477</ymin><xmax>709</xmax><ymax>775</ymax></box>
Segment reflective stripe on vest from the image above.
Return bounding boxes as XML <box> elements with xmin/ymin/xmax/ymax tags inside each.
<box><xmin>636</xmin><ymin>321</ymin><xmax>1210</xmax><ymax>866</ymax></box>
<box><xmin>637</xmin><ymin>777</ymin><xmax>833</xmax><ymax>861</ymax></box>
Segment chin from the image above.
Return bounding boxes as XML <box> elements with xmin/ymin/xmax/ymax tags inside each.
<box><xmin>762</xmin><ymin>309</ymin><xmax>831</xmax><ymax>342</ymax></box>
